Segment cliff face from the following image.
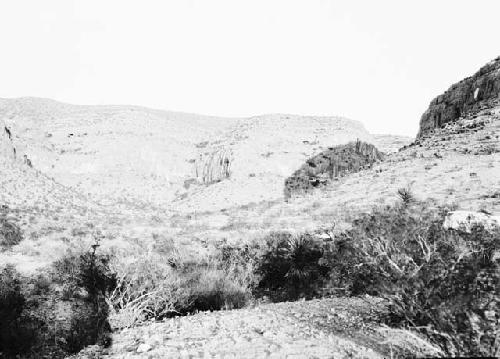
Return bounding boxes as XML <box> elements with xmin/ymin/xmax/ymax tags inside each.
<box><xmin>418</xmin><ymin>57</ymin><xmax>500</xmax><ymax>137</ymax></box>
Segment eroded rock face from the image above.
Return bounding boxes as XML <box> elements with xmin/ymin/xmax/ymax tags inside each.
<box><xmin>194</xmin><ymin>147</ymin><xmax>232</xmax><ymax>185</ymax></box>
<box><xmin>418</xmin><ymin>57</ymin><xmax>500</xmax><ymax>137</ymax></box>
<box><xmin>284</xmin><ymin>140</ymin><xmax>384</xmax><ymax>199</ymax></box>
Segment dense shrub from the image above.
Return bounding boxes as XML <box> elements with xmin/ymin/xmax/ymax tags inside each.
<box><xmin>0</xmin><ymin>242</ymin><xmax>118</xmax><ymax>358</ymax></box>
<box><xmin>256</xmin><ymin>232</ymin><xmax>329</xmax><ymax>301</ymax></box>
<box><xmin>322</xmin><ymin>200</ymin><xmax>500</xmax><ymax>357</ymax></box>
<box><xmin>108</xmin><ymin>250</ymin><xmax>253</xmax><ymax>329</ymax></box>
<box><xmin>183</xmin><ymin>266</ymin><xmax>250</xmax><ymax>312</ymax></box>
<box><xmin>0</xmin><ymin>216</ymin><xmax>22</xmax><ymax>249</ymax></box>
<box><xmin>249</xmin><ymin>199</ymin><xmax>498</xmax><ymax>356</ymax></box>
<box><xmin>0</xmin><ymin>265</ymin><xmax>35</xmax><ymax>356</ymax></box>
<box><xmin>51</xmin><ymin>244</ymin><xmax>116</xmax><ymax>352</ymax></box>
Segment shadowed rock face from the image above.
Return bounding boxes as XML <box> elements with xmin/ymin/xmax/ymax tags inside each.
<box><xmin>284</xmin><ymin>140</ymin><xmax>384</xmax><ymax>198</ymax></box>
<box><xmin>418</xmin><ymin>57</ymin><xmax>500</xmax><ymax>137</ymax></box>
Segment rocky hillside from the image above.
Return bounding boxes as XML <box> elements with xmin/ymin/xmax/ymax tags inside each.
<box><xmin>0</xmin><ymin>98</ymin><xmax>409</xmax><ymax>212</ymax></box>
<box><xmin>2</xmin><ymin>58</ymin><xmax>500</xmax><ymax>358</ymax></box>
<box><xmin>418</xmin><ymin>56</ymin><xmax>500</xmax><ymax>137</ymax></box>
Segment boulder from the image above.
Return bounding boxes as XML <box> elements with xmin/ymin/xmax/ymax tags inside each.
<box><xmin>443</xmin><ymin>210</ymin><xmax>500</xmax><ymax>233</ymax></box>
<box><xmin>284</xmin><ymin>140</ymin><xmax>384</xmax><ymax>198</ymax></box>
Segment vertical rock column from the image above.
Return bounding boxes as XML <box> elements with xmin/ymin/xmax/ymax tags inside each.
<box><xmin>195</xmin><ymin>147</ymin><xmax>232</xmax><ymax>184</ymax></box>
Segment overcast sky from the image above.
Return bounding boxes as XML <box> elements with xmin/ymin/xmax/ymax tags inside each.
<box><xmin>0</xmin><ymin>1</ymin><xmax>499</xmax><ymax>136</ymax></box>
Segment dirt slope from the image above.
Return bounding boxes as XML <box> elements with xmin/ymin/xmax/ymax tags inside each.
<box><xmin>76</xmin><ymin>297</ymin><xmax>441</xmax><ymax>358</ymax></box>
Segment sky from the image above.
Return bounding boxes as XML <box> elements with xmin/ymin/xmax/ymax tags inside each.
<box><xmin>0</xmin><ymin>1</ymin><xmax>499</xmax><ymax>136</ymax></box>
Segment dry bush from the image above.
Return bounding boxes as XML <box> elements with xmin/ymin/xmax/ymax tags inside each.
<box><xmin>323</xmin><ymin>200</ymin><xmax>500</xmax><ymax>357</ymax></box>
<box><xmin>0</xmin><ymin>265</ymin><xmax>35</xmax><ymax>356</ymax></box>
<box><xmin>255</xmin><ymin>232</ymin><xmax>328</xmax><ymax>301</ymax></box>
<box><xmin>0</xmin><ymin>215</ymin><xmax>22</xmax><ymax>249</ymax></box>
<box><xmin>51</xmin><ymin>241</ymin><xmax>116</xmax><ymax>354</ymax></box>
<box><xmin>107</xmin><ymin>249</ymin><xmax>254</xmax><ymax>329</ymax></box>
<box><xmin>107</xmin><ymin>253</ymin><xmax>190</xmax><ymax>329</ymax></box>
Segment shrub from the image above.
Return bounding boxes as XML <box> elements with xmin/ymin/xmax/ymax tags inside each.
<box><xmin>256</xmin><ymin>232</ymin><xmax>328</xmax><ymax>301</ymax></box>
<box><xmin>107</xmin><ymin>253</ymin><xmax>190</xmax><ymax>328</ymax></box>
<box><xmin>323</xmin><ymin>200</ymin><xmax>500</xmax><ymax>357</ymax></box>
<box><xmin>397</xmin><ymin>186</ymin><xmax>415</xmax><ymax>205</ymax></box>
<box><xmin>0</xmin><ymin>265</ymin><xmax>39</xmax><ymax>357</ymax></box>
<box><xmin>51</xmin><ymin>241</ymin><xmax>116</xmax><ymax>353</ymax></box>
<box><xmin>108</xmin><ymin>250</ymin><xmax>253</xmax><ymax>329</ymax></box>
<box><xmin>386</xmin><ymin>225</ymin><xmax>500</xmax><ymax>357</ymax></box>
<box><xmin>0</xmin><ymin>216</ymin><xmax>22</xmax><ymax>249</ymax></box>
<box><xmin>183</xmin><ymin>266</ymin><xmax>250</xmax><ymax>312</ymax></box>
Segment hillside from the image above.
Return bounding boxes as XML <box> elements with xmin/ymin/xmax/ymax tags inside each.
<box><xmin>73</xmin><ymin>58</ymin><xmax>499</xmax><ymax>357</ymax></box>
<box><xmin>1</xmin><ymin>57</ymin><xmax>499</xmax><ymax>358</ymax></box>
<box><xmin>0</xmin><ymin>98</ymin><xmax>409</xmax><ymax>211</ymax></box>
<box><xmin>0</xmin><ymin>99</ymin><xmax>412</xmax><ymax>275</ymax></box>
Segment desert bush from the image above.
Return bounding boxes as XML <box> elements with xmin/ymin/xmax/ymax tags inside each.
<box><xmin>107</xmin><ymin>253</ymin><xmax>190</xmax><ymax>328</ymax></box>
<box><xmin>322</xmin><ymin>200</ymin><xmax>500</xmax><ymax>357</ymax></box>
<box><xmin>51</xmin><ymin>241</ymin><xmax>116</xmax><ymax>353</ymax></box>
<box><xmin>396</xmin><ymin>186</ymin><xmax>415</xmax><ymax>205</ymax></box>
<box><xmin>183</xmin><ymin>266</ymin><xmax>250</xmax><ymax>312</ymax></box>
<box><xmin>0</xmin><ymin>265</ymin><xmax>37</xmax><ymax>356</ymax></box>
<box><xmin>108</xmin><ymin>250</ymin><xmax>253</xmax><ymax>329</ymax></box>
<box><xmin>256</xmin><ymin>232</ymin><xmax>328</xmax><ymax>301</ymax></box>
<box><xmin>0</xmin><ymin>215</ymin><xmax>22</xmax><ymax>249</ymax></box>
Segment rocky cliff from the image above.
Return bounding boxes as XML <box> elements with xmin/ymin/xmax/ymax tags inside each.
<box><xmin>418</xmin><ymin>56</ymin><xmax>500</xmax><ymax>137</ymax></box>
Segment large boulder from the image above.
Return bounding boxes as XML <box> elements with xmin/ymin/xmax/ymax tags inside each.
<box><xmin>284</xmin><ymin>140</ymin><xmax>384</xmax><ymax>198</ymax></box>
<box><xmin>443</xmin><ymin>210</ymin><xmax>500</xmax><ymax>233</ymax></box>
<box><xmin>418</xmin><ymin>57</ymin><xmax>500</xmax><ymax>137</ymax></box>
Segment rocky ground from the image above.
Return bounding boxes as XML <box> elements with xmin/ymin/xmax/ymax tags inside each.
<box><xmin>75</xmin><ymin>297</ymin><xmax>440</xmax><ymax>359</ymax></box>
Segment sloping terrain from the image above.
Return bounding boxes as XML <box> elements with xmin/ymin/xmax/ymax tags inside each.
<box><xmin>1</xmin><ymin>98</ymin><xmax>398</xmax><ymax>211</ymax></box>
<box><xmin>88</xmin><ymin>58</ymin><xmax>500</xmax><ymax>358</ymax></box>
<box><xmin>79</xmin><ymin>297</ymin><xmax>439</xmax><ymax>358</ymax></box>
<box><xmin>0</xmin><ymin>98</ymin><xmax>411</xmax><ymax>275</ymax></box>
<box><xmin>2</xmin><ymin>57</ymin><xmax>500</xmax><ymax>358</ymax></box>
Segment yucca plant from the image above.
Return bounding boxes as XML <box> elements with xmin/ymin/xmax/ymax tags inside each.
<box><xmin>256</xmin><ymin>232</ymin><xmax>327</xmax><ymax>301</ymax></box>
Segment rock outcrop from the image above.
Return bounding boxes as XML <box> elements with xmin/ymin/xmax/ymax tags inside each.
<box><xmin>284</xmin><ymin>140</ymin><xmax>384</xmax><ymax>198</ymax></box>
<box><xmin>418</xmin><ymin>56</ymin><xmax>500</xmax><ymax>137</ymax></box>
<box><xmin>195</xmin><ymin>147</ymin><xmax>232</xmax><ymax>185</ymax></box>
<box><xmin>0</xmin><ymin>120</ymin><xmax>16</xmax><ymax>162</ymax></box>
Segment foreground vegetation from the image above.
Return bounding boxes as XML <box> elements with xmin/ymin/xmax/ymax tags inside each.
<box><xmin>1</xmin><ymin>194</ymin><xmax>499</xmax><ymax>357</ymax></box>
